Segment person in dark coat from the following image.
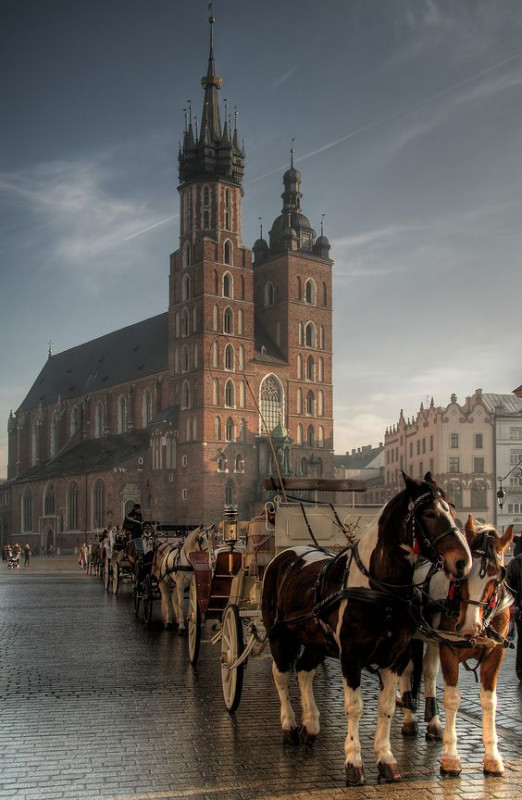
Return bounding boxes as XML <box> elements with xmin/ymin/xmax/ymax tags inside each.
<box><xmin>506</xmin><ymin>535</ymin><xmax>522</xmax><ymax>680</ymax></box>
<box><xmin>123</xmin><ymin>503</ymin><xmax>143</xmax><ymax>539</ymax></box>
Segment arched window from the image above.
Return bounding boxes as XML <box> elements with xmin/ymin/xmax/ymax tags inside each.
<box><xmin>223</xmin><ymin>306</ymin><xmax>233</xmax><ymax>334</ymax></box>
<box><xmin>305</xmin><ymin>279</ymin><xmax>316</xmax><ymax>305</ymax></box>
<box><xmin>224</xmin><ymin>189</ymin><xmax>232</xmax><ymax>230</ymax></box>
<box><xmin>307</xmin><ymin>425</ymin><xmax>315</xmax><ymax>447</ymax></box>
<box><xmin>318</xmin><ymin>357</ymin><xmax>324</xmax><ymax>383</ymax></box>
<box><xmin>235</xmin><ymin>454</ymin><xmax>244</xmax><ymax>472</ymax></box>
<box><xmin>223</xmin><ymin>272</ymin><xmax>233</xmax><ymax>298</ymax></box>
<box><xmin>300</xmin><ymin>457</ymin><xmax>308</xmax><ymax>476</ymax></box>
<box><xmin>68</xmin><ymin>482</ymin><xmax>79</xmax><ymax>530</ymax></box>
<box><xmin>226</xmin><ymin>417</ymin><xmax>235</xmax><ymax>442</ymax></box>
<box><xmin>182</xmin><ymin>241</ymin><xmax>191</xmax><ymax>267</ymax></box>
<box><xmin>296</xmin><ymin>276</ymin><xmax>302</xmax><ymax>300</ymax></box>
<box><xmin>240</xmin><ymin>276</ymin><xmax>245</xmax><ymax>300</ymax></box>
<box><xmin>174</xmin><ymin>348</ymin><xmax>180</xmax><ymax>374</ymax></box>
<box><xmin>305</xmin><ymin>322</ymin><xmax>315</xmax><ymax>347</ymax></box>
<box><xmin>182</xmin><ymin>345</ymin><xmax>190</xmax><ymax>373</ymax></box>
<box><xmin>93</xmin><ymin>479</ymin><xmax>106</xmax><ymax>530</ymax></box>
<box><xmin>317</xmin><ymin>390</ymin><xmax>324</xmax><ymax>417</ymax></box>
<box><xmin>296</xmin><ymin>424</ymin><xmax>303</xmax><ymax>445</ymax></box>
<box><xmin>182</xmin><ymin>273</ymin><xmax>191</xmax><ymax>301</ymax></box>
<box><xmin>297</xmin><ymin>354</ymin><xmax>303</xmax><ymax>380</ymax></box>
<box><xmin>238</xmin><ymin>418</ymin><xmax>246</xmax><ymax>442</ymax></box>
<box><xmin>203</xmin><ymin>184</ymin><xmax>211</xmax><ymax>229</ymax></box>
<box><xmin>239</xmin><ymin>380</ymin><xmax>246</xmax><ymax>408</ymax></box>
<box><xmin>471</xmin><ymin>484</ymin><xmax>487</xmax><ymax>508</ymax></box>
<box><xmin>225</xmin><ymin>380</ymin><xmax>235</xmax><ymax>408</ymax></box>
<box><xmin>264</xmin><ymin>282</ymin><xmax>275</xmax><ymax>307</ymax></box>
<box><xmin>297</xmin><ymin>388</ymin><xmax>303</xmax><ymax>415</ymax></box>
<box><xmin>192</xmin><ymin>306</ymin><xmax>197</xmax><ymax>332</ymax></box>
<box><xmin>212</xmin><ymin>341</ymin><xmax>219</xmax><ymax>368</ymax></box>
<box><xmin>50</xmin><ymin>410</ymin><xmax>58</xmax><ymax>457</ymax></box>
<box><xmin>446</xmin><ymin>483</ymin><xmax>463</xmax><ymax>509</ymax></box>
<box><xmin>22</xmin><ymin>487</ymin><xmax>33</xmax><ymax>532</ymax></box>
<box><xmin>181</xmin><ymin>308</ymin><xmax>189</xmax><ymax>337</ymax></box>
<box><xmin>259</xmin><ymin>374</ymin><xmax>284</xmax><ymax>435</ymax></box>
<box><xmin>224</xmin><ymin>344</ymin><xmax>234</xmax><ymax>371</ymax></box>
<box><xmin>31</xmin><ymin>418</ymin><xmax>39</xmax><ymax>466</ymax></box>
<box><xmin>181</xmin><ymin>380</ymin><xmax>191</xmax><ymax>410</ymax></box>
<box><xmin>224</xmin><ymin>240</ymin><xmax>232</xmax><ymax>265</ymax></box>
<box><xmin>238</xmin><ymin>345</ymin><xmax>245</xmax><ymax>371</ymax></box>
<box><xmin>317</xmin><ymin>426</ymin><xmax>325</xmax><ymax>447</ymax></box>
<box><xmin>218</xmin><ymin>454</ymin><xmax>227</xmax><ymax>471</ymax></box>
<box><xmin>306</xmin><ymin>390</ymin><xmax>315</xmax><ymax>415</ymax></box>
<box><xmin>213</xmin><ymin>270</ymin><xmax>219</xmax><ymax>295</ymax></box>
<box><xmin>118</xmin><ymin>396</ymin><xmax>127</xmax><ymax>433</ymax></box>
<box><xmin>215</xmin><ymin>416</ymin><xmax>222</xmax><ymax>440</ymax></box>
<box><xmin>175</xmin><ymin>311</ymin><xmax>181</xmax><ymax>338</ymax></box>
<box><xmin>95</xmin><ymin>401</ymin><xmax>104</xmax><ymax>438</ymax></box>
<box><xmin>307</xmin><ymin>356</ymin><xmax>315</xmax><ymax>381</ymax></box>
<box><xmin>193</xmin><ymin>342</ymin><xmax>199</xmax><ymax>369</ymax></box>
<box><xmin>44</xmin><ymin>483</ymin><xmax>55</xmax><ymax>516</ymax></box>
<box><xmin>143</xmin><ymin>390</ymin><xmax>153</xmax><ymax>427</ymax></box>
<box><xmin>191</xmin><ymin>416</ymin><xmax>197</xmax><ymax>440</ymax></box>
<box><xmin>185</xmin><ymin>416</ymin><xmax>191</xmax><ymax>442</ymax></box>
<box><xmin>238</xmin><ymin>309</ymin><xmax>244</xmax><ymax>335</ymax></box>
<box><xmin>70</xmin><ymin>406</ymin><xmax>78</xmax><ymax>437</ymax></box>
<box><xmin>213</xmin><ymin>304</ymin><xmax>219</xmax><ymax>331</ymax></box>
<box><xmin>298</xmin><ymin>322</ymin><xmax>304</xmax><ymax>346</ymax></box>
<box><xmin>319</xmin><ymin>326</ymin><xmax>325</xmax><ymax>349</ymax></box>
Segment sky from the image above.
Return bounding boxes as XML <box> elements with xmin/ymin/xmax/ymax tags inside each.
<box><xmin>1</xmin><ymin>0</ymin><xmax>522</xmax><ymax>478</ymax></box>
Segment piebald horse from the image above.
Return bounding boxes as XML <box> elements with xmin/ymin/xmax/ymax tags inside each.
<box><xmin>150</xmin><ymin>524</ymin><xmax>216</xmax><ymax>633</ymax></box>
<box><xmin>261</xmin><ymin>472</ymin><xmax>472</xmax><ymax>786</ymax></box>
<box><xmin>400</xmin><ymin>515</ymin><xmax>513</xmax><ymax>776</ymax></box>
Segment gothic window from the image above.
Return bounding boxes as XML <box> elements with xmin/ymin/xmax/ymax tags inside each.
<box><xmin>319</xmin><ymin>326</ymin><xmax>325</xmax><ymax>349</ymax></box>
<box><xmin>213</xmin><ymin>304</ymin><xmax>219</xmax><ymax>331</ymax></box>
<box><xmin>70</xmin><ymin>406</ymin><xmax>78</xmax><ymax>437</ymax></box>
<box><xmin>306</xmin><ymin>390</ymin><xmax>315</xmax><ymax>415</ymax></box>
<box><xmin>471</xmin><ymin>484</ymin><xmax>487</xmax><ymax>507</ymax></box>
<box><xmin>296</xmin><ymin>276</ymin><xmax>302</xmax><ymax>300</ymax></box>
<box><xmin>192</xmin><ymin>416</ymin><xmax>197</xmax><ymax>440</ymax></box>
<box><xmin>213</xmin><ymin>270</ymin><xmax>219</xmax><ymax>295</ymax></box>
<box><xmin>182</xmin><ymin>274</ymin><xmax>191</xmax><ymax>301</ymax></box>
<box><xmin>118</xmin><ymin>396</ymin><xmax>127</xmax><ymax>433</ymax></box>
<box><xmin>93</xmin><ymin>479</ymin><xmax>106</xmax><ymax>530</ymax></box>
<box><xmin>224</xmin><ymin>240</ymin><xmax>232</xmax><ymax>265</ymax></box>
<box><xmin>224</xmin><ymin>344</ymin><xmax>234</xmax><ymax>371</ymax></box>
<box><xmin>215</xmin><ymin>416</ymin><xmax>222</xmax><ymax>440</ymax></box>
<box><xmin>174</xmin><ymin>348</ymin><xmax>180</xmax><ymax>374</ymax></box>
<box><xmin>181</xmin><ymin>308</ymin><xmax>189</xmax><ymax>337</ymax></box>
<box><xmin>225</xmin><ymin>380</ymin><xmax>235</xmax><ymax>408</ymax></box>
<box><xmin>44</xmin><ymin>483</ymin><xmax>55</xmax><ymax>516</ymax></box>
<box><xmin>213</xmin><ymin>378</ymin><xmax>219</xmax><ymax>406</ymax></box>
<box><xmin>259</xmin><ymin>374</ymin><xmax>283</xmax><ymax>435</ymax></box>
<box><xmin>238</xmin><ymin>418</ymin><xmax>246</xmax><ymax>442</ymax></box>
<box><xmin>317</xmin><ymin>357</ymin><xmax>324</xmax><ymax>382</ymax></box>
<box><xmin>300</xmin><ymin>457</ymin><xmax>308</xmax><ymax>476</ymax></box>
<box><xmin>50</xmin><ymin>410</ymin><xmax>58</xmax><ymax>457</ymax></box>
<box><xmin>181</xmin><ymin>380</ymin><xmax>191</xmax><ymax>410</ymax></box>
<box><xmin>307</xmin><ymin>425</ymin><xmax>315</xmax><ymax>447</ymax></box>
<box><xmin>203</xmin><ymin>209</ymin><xmax>210</xmax><ymax>228</ymax></box>
<box><xmin>22</xmin><ymin>487</ymin><xmax>33</xmax><ymax>532</ymax></box>
<box><xmin>317</xmin><ymin>390</ymin><xmax>324</xmax><ymax>416</ymax></box>
<box><xmin>446</xmin><ymin>483</ymin><xmax>462</xmax><ymax>508</ymax></box>
<box><xmin>226</xmin><ymin>417</ymin><xmax>235</xmax><ymax>442</ymax></box>
<box><xmin>223</xmin><ymin>272</ymin><xmax>233</xmax><ymax>298</ymax></box>
<box><xmin>238</xmin><ymin>345</ymin><xmax>245</xmax><ymax>371</ymax></box>
<box><xmin>297</xmin><ymin>388</ymin><xmax>303</xmax><ymax>415</ymax></box>
<box><xmin>296</xmin><ymin>424</ymin><xmax>303</xmax><ymax>445</ymax></box>
<box><xmin>192</xmin><ymin>306</ymin><xmax>197</xmax><ymax>332</ymax></box>
<box><xmin>239</xmin><ymin>380</ymin><xmax>246</xmax><ymax>408</ymax></box>
<box><xmin>175</xmin><ymin>311</ymin><xmax>181</xmax><ymax>338</ymax></box>
<box><xmin>235</xmin><ymin>454</ymin><xmax>244</xmax><ymax>472</ymax></box>
<box><xmin>203</xmin><ymin>186</ymin><xmax>211</xmax><ymax>229</ymax></box>
<box><xmin>305</xmin><ymin>279</ymin><xmax>316</xmax><ymax>305</ymax></box>
<box><xmin>95</xmin><ymin>401</ymin><xmax>104</xmax><ymax>438</ymax></box>
<box><xmin>297</xmin><ymin>354</ymin><xmax>303</xmax><ymax>380</ymax></box>
<box><xmin>193</xmin><ymin>342</ymin><xmax>199</xmax><ymax>369</ymax></box>
<box><xmin>185</xmin><ymin>416</ymin><xmax>191</xmax><ymax>442</ymax></box>
<box><xmin>182</xmin><ymin>346</ymin><xmax>190</xmax><ymax>373</ymax></box>
<box><xmin>238</xmin><ymin>309</ymin><xmax>244</xmax><ymax>335</ymax></box>
<box><xmin>264</xmin><ymin>282</ymin><xmax>275</xmax><ymax>307</ymax></box>
<box><xmin>307</xmin><ymin>356</ymin><xmax>315</xmax><ymax>381</ymax></box>
<box><xmin>305</xmin><ymin>322</ymin><xmax>315</xmax><ymax>347</ymax></box>
<box><xmin>31</xmin><ymin>418</ymin><xmax>39</xmax><ymax>466</ymax></box>
<box><xmin>224</xmin><ymin>307</ymin><xmax>233</xmax><ymax>334</ymax></box>
<box><xmin>298</xmin><ymin>323</ymin><xmax>304</xmax><ymax>346</ymax></box>
<box><xmin>224</xmin><ymin>189</ymin><xmax>232</xmax><ymax>230</ymax></box>
<box><xmin>212</xmin><ymin>341</ymin><xmax>219</xmax><ymax>368</ymax></box>
<box><xmin>68</xmin><ymin>482</ymin><xmax>78</xmax><ymax>530</ymax></box>
<box><xmin>217</xmin><ymin>454</ymin><xmax>227</xmax><ymax>471</ymax></box>
<box><xmin>240</xmin><ymin>276</ymin><xmax>245</xmax><ymax>300</ymax></box>
<box><xmin>317</xmin><ymin>426</ymin><xmax>325</xmax><ymax>447</ymax></box>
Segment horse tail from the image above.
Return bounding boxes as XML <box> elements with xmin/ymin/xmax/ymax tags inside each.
<box><xmin>410</xmin><ymin>638</ymin><xmax>424</xmax><ymax>700</ymax></box>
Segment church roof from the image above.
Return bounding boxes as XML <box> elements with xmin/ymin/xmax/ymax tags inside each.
<box><xmin>18</xmin><ymin>313</ymin><xmax>168</xmax><ymax>412</ymax></box>
<box><xmin>253</xmin><ymin>318</ymin><xmax>287</xmax><ymax>365</ymax></box>
<box><xmin>11</xmin><ymin>430</ymin><xmax>150</xmax><ymax>483</ymax></box>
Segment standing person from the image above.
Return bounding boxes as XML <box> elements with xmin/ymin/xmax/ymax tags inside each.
<box><xmin>79</xmin><ymin>542</ymin><xmax>88</xmax><ymax>570</ymax></box>
<box><xmin>123</xmin><ymin>503</ymin><xmax>143</xmax><ymax>539</ymax></box>
<box><xmin>23</xmin><ymin>543</ymin><xmax>31</xmax><ymax>566</ymax></box>
<box><xmin>506</xmin><ymin>535</ymin><xmax>522</xmax><ymax>681</ymax></box>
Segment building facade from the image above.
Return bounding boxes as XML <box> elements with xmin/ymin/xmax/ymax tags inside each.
<box><xmin>384</xmin><ymin>388</ymin><xmax>522</xmax><ymax>532</ymax></box>
<box><xmin>4</xmin><ymin>16</ymin><xmax>335</xmax><ymax>552</ymax></box>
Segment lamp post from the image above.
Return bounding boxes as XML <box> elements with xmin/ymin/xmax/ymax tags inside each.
<box><xmin>496</xmin><ymin>457</ymin><xmax>522</xmax><ymax>513</ymax></box>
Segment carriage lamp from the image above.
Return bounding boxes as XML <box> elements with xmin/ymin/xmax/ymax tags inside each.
<box><xmin>223</xmin><ymin>505</ymin><xmax>239</xmax><ymax>544</ymax></box>
<box><xmin>496</xmin><ymin>486</ymin><xmax>505</xmax><ymax>510</ymax></box>
<box><xmin>496</xmin><ymin>457</ymin><xmax>522</xmax><ymax>512</ymax></box>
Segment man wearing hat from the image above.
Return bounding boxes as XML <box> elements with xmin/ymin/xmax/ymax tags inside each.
<box><xmin>507</xmin><ymin>535</ymin><xmax>522</xmax><ymax>681</ymax></box>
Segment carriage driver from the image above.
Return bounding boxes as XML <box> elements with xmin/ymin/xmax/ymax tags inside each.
<box><xmin>123</xmin><ymin>503</ymin><xmax>143</xmax><ymax>539</ymax></box>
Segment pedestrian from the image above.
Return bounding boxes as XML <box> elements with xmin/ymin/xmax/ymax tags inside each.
<box><xmin>79</xmin><ymin>542</ymin><xmax>88</xmax><ymax>570</ymax></box>
<box><xmin>506</xmin><ymin>535</ymin><xmax>522</xmax><ymax>681</ymax></box>
<box><xmin>23</xmin><ymin>543</ymin><xmax>31</xmax><ymax>566</ymax></box>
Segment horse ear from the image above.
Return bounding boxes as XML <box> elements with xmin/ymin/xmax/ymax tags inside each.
<box><xmin>424</xmin><ymin>471</ymin><xmax>436</xmax><ymax>486</ymax></box>
<box><xmin>498</xmin><ymin>524</ymin><xmax>515</xmax><ymax>554</ymax></box>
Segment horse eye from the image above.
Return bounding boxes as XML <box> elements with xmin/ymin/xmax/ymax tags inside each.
<box><xmin>423</xmin><ymin>509</ymin><xmax>436</xmax><ymax>519</ymax></box>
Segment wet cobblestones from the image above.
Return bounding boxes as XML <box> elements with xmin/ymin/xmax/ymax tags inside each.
<box><xmin>0</xmin><ymin>557</ymin><xmax>521</xmax><ymax>800</ymax></box>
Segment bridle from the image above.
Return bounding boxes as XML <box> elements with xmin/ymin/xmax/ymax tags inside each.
<box><xmin>405</xmin><ymin>490</ymin><xmax>461</xmax><ymax>564</ymax></box>
<box><xmin>446</xmin><ymin>531</ymin><xmax>506</xmax><ymax>628</ymax></box>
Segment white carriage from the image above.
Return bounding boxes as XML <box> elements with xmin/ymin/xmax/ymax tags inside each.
<box><xmin>187</xmin><ymin>477</ymin><xmax>378</xmax><ymax>711</ymax></box>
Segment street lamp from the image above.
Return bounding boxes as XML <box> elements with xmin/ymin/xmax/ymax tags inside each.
<box><xmin>496</xmin><ymin>457</ymin><xmax>522</xmax><ymax>510</ymax></box>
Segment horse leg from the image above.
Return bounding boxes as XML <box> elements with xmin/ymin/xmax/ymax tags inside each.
<box><xmin>342</xmin><ymin>677</ymin><xmax>365</xmax><ymax>785</ymax></box>
<box><xmin>480</xmin><ymin>650</ymin><xmax>504</xmax><ymax>776</ymax></box>
<box><xmin>174</xmin><ymin>575</ymin><xmax>188</xmax><ymax>636</ymax></box>
<box><xmin>272</xmin><ymin>660</ymin><xmax>299</xmax><ymax>744</ymax></box>
<box><xmin>399</xmin><ymin>659</ymin><xmax>418</xmax><ymax>737</ymax></box>
<box><xmin>423</xmin><ymin>642</ymin><xmax>443</xmax><ymax>741</ymax></box>
<box><xmin>440</xmin><ymin>682</ymin><xmax>462</xmax><ymax>776</ymax></box>
<box><xmin>158</xmin><ymin>578</ymin><xmax>176</xmax><ymax>629</ymax></box>
<box><xmin>374</xmin><ymin>668</ymin><xmax>401</xmax><ymax>783</ymax></box>
<box><xmin>296</xmin><ymin>647</ymin><xmax>323</xmax><ymax>743</ymax></box>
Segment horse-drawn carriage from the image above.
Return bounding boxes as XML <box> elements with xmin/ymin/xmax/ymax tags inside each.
<box><xmin>186</xmin><ymin>477</ymin><xmax>377</xmax><ymax>711</ymax></box>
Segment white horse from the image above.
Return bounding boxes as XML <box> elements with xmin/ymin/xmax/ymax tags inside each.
<box><xmin>151</xmin><ymin>524</ymin><xmax>216</xmax><ymax>633</ymax></box>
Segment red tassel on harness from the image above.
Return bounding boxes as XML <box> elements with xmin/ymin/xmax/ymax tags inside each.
<box><xmin>413</xmin><ymin>539</ymin><xmax>421</xmax><ymax>555</ymax></box>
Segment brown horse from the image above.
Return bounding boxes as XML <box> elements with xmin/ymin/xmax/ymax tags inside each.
<box><xmin>400</xmin><ymin>515</ymin><xmax>513</xmax><ymax>776</ymax></box>
<box><xmin>261</xmin><ymin>472</ymin><xmax>472</xmax><ymax>786</ymax></box>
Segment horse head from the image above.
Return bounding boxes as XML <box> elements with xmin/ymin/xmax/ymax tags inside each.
<box><xmin>400</xmin><ymin>471</ymin><xmax>471</xmax><ymax>580</ymax></box>
<box><xmin>450</xmin><ymin>515</ymin><xmax>513</xmax><ymax>639</ymax></box>
<box><xmin>183</xmin><ymin>523</ymin><xmax>217</xmax><ymax>556</ymax></box>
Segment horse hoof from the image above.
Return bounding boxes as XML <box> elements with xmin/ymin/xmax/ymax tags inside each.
<box><xmin>402</xmin><ymin>721</ymin><xmax>418</xmax><ymax>737</ymax></box>
<box><xmin>282</xmin><ymin>727</ymin><xmax>300</xmax><ymax>746</ymax></box>
<box><xmin>299</xmin><ymin>726</ymin><xmax>317</xmax><ymax>746</ymax></box>
<box><xmin>440</xmin><ymin>759</ymin><xmax>461</xmax><ymax>777</ymax></box>
<box><xmin>345</xmin><ymin>764</ymin><xmax>365</xmax><ymax>786</ymax></box>
<box><xmin>484</xmin><ymin>758</ymin><xmax>504</xmax><ymax>776</ymax></box>
<box><xmin>426</xmin><ymin>724</ymin><xmax>443</xmax><ymax>741</ymax></box>
<box><xmin>377</xmin><ymin>762</ymin><xmax>401</xmax><ymax>783</ymax></box>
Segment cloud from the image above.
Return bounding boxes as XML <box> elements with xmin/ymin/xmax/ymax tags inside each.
<box><xmin>272</xmin><ymin>66</ymin><xmax>298</xmax><ymax>89</ymax></box>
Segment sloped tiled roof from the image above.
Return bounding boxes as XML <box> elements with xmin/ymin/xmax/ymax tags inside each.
<box><xmin>480</xmin><ymin>393</ymin><xmax>522</xmax><ymax>416</ymax></box>
<box><xmin>12</xmin><ymin>430</ymin><xmax>149</xmax><ymax>483</ymax></box>
<box><xmin>334</xmin><ymin>446</ymin><xmax>384</xmax><ymax>469</ymax></box>
<box><xmin>18</xmin><ymin>313</ymin><xmax>168</xmax><ymax>412</ymax></box>
<box><xmin>253</xmin><ymin>318</ymin><xmax>287</xmax><ymax>365</ymax></box>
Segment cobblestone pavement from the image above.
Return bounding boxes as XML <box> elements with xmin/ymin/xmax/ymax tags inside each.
<box><xmin>0</xmin><ymin>556</ymin><xmax>521</xmax><ymax>800</ymax></box>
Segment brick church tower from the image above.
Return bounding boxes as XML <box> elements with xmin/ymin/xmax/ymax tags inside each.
<box><xmin>167</xmin><ymin>12</ymin><xmax>335</xmax><ymax>522</ymax></box>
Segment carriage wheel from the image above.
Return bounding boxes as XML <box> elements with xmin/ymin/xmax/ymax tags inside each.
<box><xmin>133</xmin><ymin>582</ymin><xmax>141</xmax><ymax>616</ymax></box>
<box><xmin>220</xmin><ymin>604</ymin><xmax>245</xmax><ymax>713</ymax></box>
<box><xmin>188</xmin><ymin>576</ymin><xmax>202</xmax><ymax>665</ymax></box>
<box><xmin>112</xmin><ymin>562</ymin><xmax>119</xmax><ymax>595</ymax></box>
<box><xmin>143</xmin><ymin>575</ymin><xmax>154</xmax><ymax>625</ymax></box>
<box><xmin>104</xmin><ymin>560</ymin><xmax>112</xmax><ymax>592</ymax></box>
